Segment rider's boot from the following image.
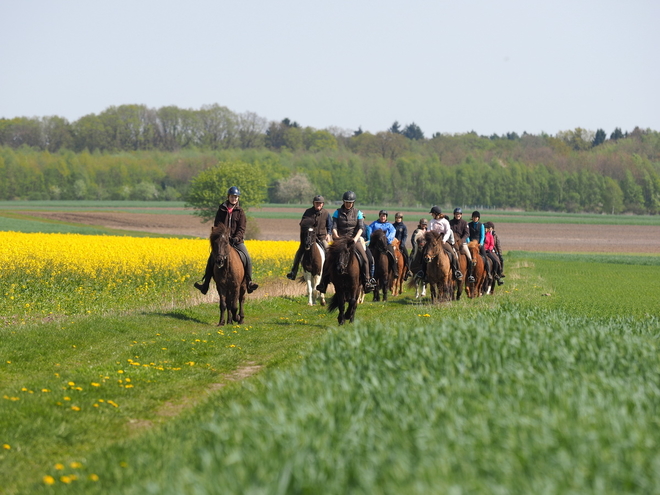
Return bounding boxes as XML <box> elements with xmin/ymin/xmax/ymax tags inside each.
<box><xmin>286</xmin><ymin>270</ymin><xmax>297</xmax><ymax>281</ymax></box>
<box><xmin>247</xmin><ymin>280</ymin><xmax>259</xmax><ymax>294</ymax></box>
<box><xmin>467</xmin><ymin>262</ymin><xmax>476</xmax><ymax>283</ymax></box>
<box><xmin>316</xmin><ymin>273</ymin><xmax>329</xmax><ymax>294</ymax></box>
<box><xmin>194</xmin><ymin>276</ymin><xmax>211</xmax><ymax>295</ymax></box>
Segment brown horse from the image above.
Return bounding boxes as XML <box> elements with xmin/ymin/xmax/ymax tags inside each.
<box><xmin>453</xmin><ymin>247</ymin><xmax>468</xmax><ymax>301</ymax></box>
<box><xmin>421</xmin><ymin>231</ymin><xmax>452</xmax><ymax>303</ymax></box>
<box><xmin>299</xmin><ymin>218</ymin><xmax>326</xmax><ymax>306</ymax></box>
<box><xmin>327</xmin><ymin>237</ymin><xmax>361</xmax><ymax>325</ymax></box>
<box><xmin>369</xmin><ymin>229</ymin><xmax>395</xmax><ymax>302</ymax></box>
<box><xmin>210</xmin><ymin>224</ymin><xmax>246</xmax><ymax>325</ymax></box>
<box><xmin>390</xmin><ymin>238</ymin><xmax>406</xmax><ymax>297</ymax></box>
<box><xmin>466</xmin><ymin>240</ymin><xmax>486</xmax><ymax>298</ymax></box>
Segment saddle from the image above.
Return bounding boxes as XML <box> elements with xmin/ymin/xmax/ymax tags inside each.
<box><xmin>234</xmin><ymin>246</ymin><xmax>248</xmax><ymax>272</ymax></box>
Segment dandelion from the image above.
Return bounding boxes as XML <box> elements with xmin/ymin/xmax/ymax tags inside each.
<box><xmin>3</xmin><ymin>444</ymin><xmax>10</xmax><ymax>450</ymax></box>
<box><xmin>91</xmin><ymin>382</ymin><xmax>100</xmax><ymax>387</ymax></box>
<box><xmin>71</xmin><ymin>405</ymin><xmax>81</xmax><ymax>411</ymax></box>
<box><xmin>89</xmin><ymin>473</ymin><xmax>99</xmax><ymax>481</ymax></box>
<box><xmin>55</xmin><ymin>463</ymin><xmax>65</xmax><ymax>470</ymax></box>
<box><xmin>41</xmin><ymin>388</ymin><xmax>50</xmax><ymax>393</ymax></box>
<box><xmin>43</xmin><ymin>475</ymin><xmax>56</xmax><ymax>485</ymax></box>
<box><xmin>70</xmin><ymin>461</ymin><xmax>82</xmax><ymax>468</ymax></box>
<box><xmin>60</xmin><ymin>475</ymin><xmax>72</xmax><ymax>484</ymax></box>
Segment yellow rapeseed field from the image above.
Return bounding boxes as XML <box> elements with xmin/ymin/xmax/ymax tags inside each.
<box><xmin>0</xmin><ymin>232</ymin><xmax>298</xmax><ymax>319</ymax></box>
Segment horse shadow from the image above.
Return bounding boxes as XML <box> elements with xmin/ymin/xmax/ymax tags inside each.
<box><xmin>150</xmin><ymin>310</ymin><xmax>208</xmax><ymax>325</ymax></box>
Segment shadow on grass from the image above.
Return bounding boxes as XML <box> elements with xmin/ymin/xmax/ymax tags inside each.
<box><xmin>151</xmin><ymin>310</ymin><xmax>208</xmax><ymax>324</ymax></box>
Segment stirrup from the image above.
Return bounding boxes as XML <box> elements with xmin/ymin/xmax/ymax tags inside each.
<box><xmin>454</xmin><ymin>270</ymin><xmax>463</xmax><ymax>280</ymax></box>
<box><xmin>467</xmin><ymin>276</ymin><xmax>476</xmax><ymax>283</ymax></box>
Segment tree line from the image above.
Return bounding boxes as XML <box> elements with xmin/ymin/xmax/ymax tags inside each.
<box><xmin>0</xmin><ymin>104</ymin><xmax>659</xmax><ymax>214</ymax></box>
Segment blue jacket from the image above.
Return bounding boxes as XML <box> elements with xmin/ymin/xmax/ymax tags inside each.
<box><xmin>370</xmin><ymin>220</ymin><xmax>396</xmax><ymax>244</ymax></box>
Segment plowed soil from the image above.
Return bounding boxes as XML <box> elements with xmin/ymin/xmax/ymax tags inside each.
<box><xmin>19</xmin><ymin>209</ymin><xmax>660</xmax><ymax>253</ymax></box>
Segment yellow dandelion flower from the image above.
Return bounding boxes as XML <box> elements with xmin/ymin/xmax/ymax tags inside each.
<box><xmin>3</xmin><ymin>444</ymin><xmax>10</xmax><ymax>450</ymax></box>
<box><xmin>91</xmin><ymin>382</ymin><xmax>100</xmax><ymax>387</ymax></box>
<box><xmin>71</xmin><ymin>405</ymin><xmax>81</xmax><ymax>411</ymax></box>
<box><xmin>70</xmin><ymin>461</ymin><xmax>82</xmax><ymax>469</ymax></box>
<box><xmin>60</xmin><ymin>475</ymin><xmax>72</xmax><ymax>484</ymax></box>
<box><xmin>68</xmin><ymin>381</ymin><xmax>75</xmax><ymax>386</ymax></box>
<box><xmin>43</xmin><ymin>475</ymin><xmax>56</xmax><ymax>485</ymax></box>
<box><xmin>89</xmin><ymin>473</ymin><xmax>99</xmax><ymax>481</ymax></box>
<box><xmin>54</xmin><ymin>463</ymin><xmax>65</xmax><ymax>470</ymax></box>
<box><xmin>41</xmin><ymin>389</ymin><xmax>50</xmax><ymax>393</ymax></box>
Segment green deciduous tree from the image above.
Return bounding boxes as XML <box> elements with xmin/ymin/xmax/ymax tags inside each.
<box><xmin>185</xmin><ymin>160</ymin><xmax>268</xmax><ymax>221</ymax></box>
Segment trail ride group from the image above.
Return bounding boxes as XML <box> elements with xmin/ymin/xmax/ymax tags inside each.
<box><xmin>195</xmin><ymin>188</ymin><xmax>506</xmax><ymax>325</ymax></box>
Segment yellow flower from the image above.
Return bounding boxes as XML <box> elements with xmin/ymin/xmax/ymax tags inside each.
<box><xmin>91</xmin><ymin>382</ymin><xmax>100</xmax><ymax>387</ymax></box>
<box><xmin>89</xmin><ymin>473</ymin><xmax>99</xmax><ymax>481</ymax></box>
<box><xmin>70</xmin><ymin>461</ymin><xmax>82</xmax><ymax>468</ymax></box>
<box><xmin>54</xmin><ymin>463</ymin><xmax>65</xmax><ymax>470</ymax></box>
<box><xmin>2</xmin><ymin>444</ymin><xmax>10</xmax><ymax>450</ymax></box>
<box><xmin>71</xmin><ymin>405</ymin><xmax>81</xmax><ymax>411</ymax></box>
<box><xmin>60</xmin><ymin>475</ymin><xmax>72</xmax><ymax>483</ymax></box>
<box><xmin>43</xmin><ymin>475</ymin><xmax>56</xmax><ymax>485</ymax></box>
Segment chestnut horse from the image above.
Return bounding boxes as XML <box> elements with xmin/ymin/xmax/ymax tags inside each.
<box><xmin>369</xmin><ymin>229</ymin><xmax>395</xmax><ymax>302</ymax></box>
<box><xmin>210</xmin><ymin>224</ymin><xmax>246</xmax><ymax>325</ymax></box>
<box><xmin>421</xmin><ymin>231</ymin><xmax>452</xmax><ymax>303</ymax></box>
<box><xmin>327</xmin><ymin>237</ymin><xmax>361</xmax><ymax>325</ymax></box>
<box><xmin>466</xmin><ymin>240</ymin><xmax>486</xmax><ymax>298</ymax></box>
<box><xmin>453</xmin><ymin>248</ymin><xmax>468</xmax><ymax>301</ymax></box>
<box><xmin>299</xmin><ymin>218</ymin><xmax>326</xmax><ymax>306</ymax></box>
<box><xmin>390</xmin><ymin>238</ymin><xmax>406</xmax><ymax>297</ymax></box>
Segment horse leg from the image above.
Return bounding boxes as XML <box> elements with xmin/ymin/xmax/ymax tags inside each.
<box><xmin>348</xmin><ymin>296</ymin><xmax>358</xmax><ymax>323</ymax></box>
<box><xmin>337</xmin><ymin>295</ymin><xmax>346</xmax><ymax>325</ymax></box>
<box><xmin>312</xmin><ymin>273</ymin><xmax>325</xmax><ymax>306</ymax></box>
<box><xmin>218</xmin><ymin>294</ymin><xmax>227</xmax><ymax>326</ymax></box>
<box><xmin>304</xmin><ymin>273</ymin><xmax>314</xmax><ymax>306</ymax></box>
<box><xmin>236</xmin><ymin>291</ymin><xmax>245</xmax><ymax>324</ymax></box>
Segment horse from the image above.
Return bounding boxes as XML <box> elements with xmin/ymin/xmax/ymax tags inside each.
<box><xmin>389</xmin><ymin>238</ymin><xmax>406</xmax><ymax>297</ymax></box>
<box><xmin>453</xmin><ymin>247</ymin><xmax>469</xmax><ymax>301</ymax></box>
<box><xmin>210</xmin><ymin>223</ymin><xmax>246</xmax><ymax>325</ymax></box>
<box><xmin>369</xmin><ymin>229</ymin><xmax>395</xmax><ymax>302</ymax></box>
<box><xmin>466</xmin><ymin>240</ymin><xmax>487</xmax><ymax>298</ymax></box>
<box><xmin>326</xmin><ymin>237</ymin><xmax>361</xmax><ymax>325</ymax></box>
<box><xmin>299</xmin><ymin>218</ymin><xmax>326</xmax><ymax>306</ymax></box>
<box><xmin>421</xmin><ymin>231</ymin><xmax>452</xmax><ymax>303</ymax></box>
<box><xmin>407</xmin><ymin>230</ymin><xmax>427</xmax><ymax>299</ymax></box>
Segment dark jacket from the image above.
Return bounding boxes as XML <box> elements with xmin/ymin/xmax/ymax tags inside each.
<box><xmin>392</xmin><ymin>221</ymin><xmax>408</xmax><ymax>248</ymax></box>
<box><xmin>467</xmin><ymin>221</ymin><xmax>485</xmax><ymax>245</ymax></box>
<box><xmin>213</xmin><ymin>201</ymin><xmax>246</xmax><ymax>244</ymax></box>
<box><xmin>449</xmin><ymin>218</ymin><xmax>469</xmax><ymax>244</ymax></box>
<box><xmin>332</xmin><ymin>206</ymin><xmax>364</xmax><ymax>238</ymax></box>
<box><xmin>300</xmin><ymin>206</ymin><xmax>331</xmax><ymax>243</ymax></box>
<box><xmin>492</xmin><ymin>230</ymin><xmax>503</xmax><ymax>256</ymax></box>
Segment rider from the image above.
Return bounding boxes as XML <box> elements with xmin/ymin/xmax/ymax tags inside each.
<box><xmin>467</xmin><ymin>210</ymin><xmax>486</xmax><ymax>258</ymax></box>
<box><xmin>484</xmin><ymin>221</ymin><xmax>505</xmax><ymax>284</ymax></box>
<box><xmin>370</xmin><ymin>210</ymin><xmax>399</xmax><ymax>271</ymax></box>
<box><xmin>286</xmin><ymin>195</ymin><xmax>332</xmax><ymax>280</ymax></box>
<box><xmin>418</xmin><ymin>205</ymin><xmax>463</xmax><ymax>281</ymax></box>
<box><xmin>411</xmin><ymin>218</ymin><xmax>428</xmax><ymax>257</ymax></box>
<box><xmin>449</xmin><ymin>207</ymin><xmax>476</xmax><ymax>283</ymax></box>
<box><xmin>316</xmin><ymin>191</ymin><xmax>377</xmax><ymax>294</ymax></box>
<box><xmin>392</xmin><ymin>212</ymin><xmax>413</xmax><ymax>280</ymax></box>
<box><xmin>194</xmin><ymin>186</ymin><xmax>259</xmax><ymax>295</ymax></box>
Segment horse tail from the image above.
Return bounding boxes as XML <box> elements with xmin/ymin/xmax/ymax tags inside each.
<box><xmin>328</xmin><ymin>293</ymin><xmax>340</xmax><ymax>312</ymax></box>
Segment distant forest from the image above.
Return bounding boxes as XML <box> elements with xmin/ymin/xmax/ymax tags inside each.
<box><xmin>1</xmin><ymin>104</ymin><xmax>659</xmax><ymax>214</ymax></box>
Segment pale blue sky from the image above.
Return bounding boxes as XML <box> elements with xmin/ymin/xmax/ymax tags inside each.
<box><xmin>1</xmin><ymin>0</ymin><xmax>658</xmax><ymax>136</ymax></box>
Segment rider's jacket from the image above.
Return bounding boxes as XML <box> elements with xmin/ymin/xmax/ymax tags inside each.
<box><xmin>332</xmin><ymin>206</ymin><xmax>365</xmax><ymax>238</ymax></box>
<box><xmin>467</xmin><ymin>221</ymin><xmax>485</xmax><ymax>245</ymax></box>
<box><xmin>214</xmin><ymin>201</ymin><xmax>246</xmax><ymax>244</ymax></box>
<box><xmin>300</xmin><ymin>206</ymin><xmax>332</xmax><ymax>243</ymax></box>
<box><xmin>392</xmin><ymin>221</ymin><xmax>408</xmax><ymax>248</ymax></box>
<box><xmin>370</xmin><ymin>220</ymin><xmax>396</xmax><ymax>244</ymax></box>
<box><xmin>449</xmin><ymin>218</ymin><xmax>469</xmax><ymax>244</ymax></box>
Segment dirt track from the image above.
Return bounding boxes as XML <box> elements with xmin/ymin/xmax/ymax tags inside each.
<box><xmin>18</xmin><ymin>209</ymin><xmax>660</xmax><ymax>253</ymax></box>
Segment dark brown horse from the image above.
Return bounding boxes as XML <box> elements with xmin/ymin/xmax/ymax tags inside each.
<box><xmin>327</xmin><ymin>237</ymin><xmax>361</xmax><ymax>325</ymax></box>
<box><xmin>299</xmin><ymin>218</ymin><xmax>326</xmax><ymax>306</ymax></box>
<box><xmin>466</xmin><ymin>240</ymin><xmax>486</xmax><ymax>298</ymax></box>
<box><xmin>407</xmin><ymin>230</ymin><xmax>427</xmax><ymax>299</ymax></box>
<box><xmin>210</xmin><ymin>224</ymin><xmax>246</xmax><ymax>325</ymax></box>
<box><xmin>421</xmin><ymin>231</ymin><xmax>452</xmax><ymax>303</ymax></box>
<box><xmin>453</xmin><ymin>247</ymin><xmax>468</xmax><ymax>301</ymax></box>
<box><xmin>369</xmin><ymin>229</ymin><xmax>395</xmax><ymax>302</ymax></box>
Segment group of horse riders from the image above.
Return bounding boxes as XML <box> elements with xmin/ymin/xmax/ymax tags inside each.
<box><xmin>194</xmin><ymin>187</ymin><xmax>505</xmax><ymax>296</ymax></box>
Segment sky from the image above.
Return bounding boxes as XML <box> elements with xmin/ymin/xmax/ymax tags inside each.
<box><xmin>1</xmin><ymin>0</ymin><xmax>658</xmax><ymax>137</ymax></box>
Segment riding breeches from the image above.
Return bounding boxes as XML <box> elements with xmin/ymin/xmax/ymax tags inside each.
<box><xmin>459</xmin><ymin>242</ymin><xmax>472</xmax><ymax>262</ymax></box>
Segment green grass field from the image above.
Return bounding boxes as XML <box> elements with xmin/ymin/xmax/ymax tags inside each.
<box><xmin>2</xmin><ymin>202</ymin><xmax>660</xmax><ymax>493</ymax></box>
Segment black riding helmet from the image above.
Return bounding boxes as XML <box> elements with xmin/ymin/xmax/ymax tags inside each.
<box><xmin>429</xmin><ymin>205</ymin><xmax>442</xmax><ymax>215</ymax></box>
<box><xmin>453</xmin><ymin>207</ymin><xmax>462</xmax><ymax>214</ymax></box>
<box><xmin>472</xmin><ymin>210</ymin><xmax>481</xmax><ymax>219</ymax></box>
<box><xmin>227</xmin><ymin>186</ymin><xmax>240</xmax><ymax>196</ymax></box>
<box><xmin>342</xmin><ymin>191</ymin><xmax>356</xmax><ymax>202</ymax></box>
<box><xmin>379</xmin><ymin>210</ymin><xmax>388</xmax><ymax>217</ymax></box>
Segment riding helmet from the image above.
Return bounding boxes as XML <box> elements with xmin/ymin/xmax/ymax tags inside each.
<box><xmin>453</xmin><ymin>207</ymin><xmax>462</xmax><ymax>214</ymax></box>
<box><xmin>472</xmin><ymin>210</ymin><xmax>481</xmax><ymax>219</ymax></box>
<box><xmin>379</xmin><ymin>210</ymin><xmax>388</xmax><ymax>217</ymax></box>
<box><xmin>395</xmin><ymin>212</ymin><xmax>403</xmax><ymax>219</ymax></box>
<box><xmin>429</xmin><ymin>205</ymin><xmax>442</xmax><ymax>215</ymax></box>
<box><xmin>227</xmin><ymin>186</ymin><xmax>241</xmax><ymax>196</ymax></box>
<box><xmin>342</xmin><ymin>191</ymin><xmax>356</xmax><ymax>202</ymax></box>
<box><xmin>419</xmin><ymin>218</ymin><xmax>428</xmax><ymax>225</ymax></box>
<box><xmin>313</xmin><ymin>195</ymin><xmax>325</xmax><ymax>203</ymax></box>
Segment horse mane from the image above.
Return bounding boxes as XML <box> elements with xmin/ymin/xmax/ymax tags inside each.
<box><xmin>370</xmin><ymin>229</ymin><xmax>387</xmax><ymax>249</ymax></box>
<box><xmin>329</xmin><ymin>236</ymin><xmax>353</xmax><ymax>253</ymax></box>
<box><xmin>425</xmin><ymin>230</ymin><xmax>443</xmax><ymax>244</ymax></box>
<box><xmin>300</xmin><ymin>216</ymin><xmax>315</xmax><ymax>231</ymax></box>
<box><xmin>210</xmin><ymin>223</ymin><xmax>228</xmax><ymax>245</ymax></box>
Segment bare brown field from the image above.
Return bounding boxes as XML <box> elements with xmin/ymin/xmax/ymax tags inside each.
<box><xmin>20</xmin><ymin>209</ymin><xmax>660</xmax><ymax>254</ymax></box>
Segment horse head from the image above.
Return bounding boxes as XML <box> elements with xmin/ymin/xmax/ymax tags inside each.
<box><xmin>210</xmin><ymin>224</ymin><xmax>231</xmax><ymax>269</ymax></box>
<box><xmin>467</xmin><ymin>239</ymin><xmax>480</xmax><ymax>259</ymax></box>
<box><xmin>333</xmin><ymin>237</ymin><xmax>355</xmax><ymax>275</ymax></box>
<box><xmin>370</xmin><ymin>229</ymin><xmax>388</xmax><ymax>254</ymax></box>
<box><xmin>300</xmin><ymin>218</ymin><xmax>316</xmax><ymax>251</ymax></box>
<box><xmin>423</xmin><ymin>231</ymin><xmax>443</xmax><ymax>264</ymax></box>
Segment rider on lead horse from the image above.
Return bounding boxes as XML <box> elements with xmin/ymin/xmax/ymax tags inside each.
<box><xmin>449</xmin><ymin>207</ymin><xmax>476</xmax><ymax>283</ymax></box>
<box><xmin>370</xmin><ymin>210</ymin><xmax>399</xmax><ymax>271</ymax></box>
<box><xmin>316</xmin><ymin>191</ymin><xmax>377</xmax><ymax>294</ymax></box>
<box><xmin>286</xmin><ymin>195</ymin><xmax>332</xmax><ymax>281</ymax></box>
<box><xmin>193</xmin><ymin>186</ymin><xmax>259</xmax><ymax>295</ymax></box>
